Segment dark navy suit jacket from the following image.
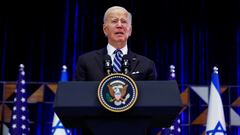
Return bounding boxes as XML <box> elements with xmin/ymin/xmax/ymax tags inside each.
<box><xmin>74</xmin><ymin>47</ymin><xmax>157</xmax><ymax>81</ymax></box>
<box><xmin>73</xmin><ymin>47</ymin><xmax>157</xmax><ymax>135</ymax></box>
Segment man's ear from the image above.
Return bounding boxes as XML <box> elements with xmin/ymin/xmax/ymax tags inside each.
<box><xmin>103</xmin><ymin>24</ymin><xmax>108</xmax><ymax>36</ymax></box>
<box><xmin>128</xmin><ymin>26</ymin><xmax>132</xmax><ymax>37</ymax></box>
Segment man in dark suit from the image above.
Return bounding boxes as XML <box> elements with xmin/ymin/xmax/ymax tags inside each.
<box><xmin>74</xmin><ymin>6</ymin><xmax>157</xmax><ymax>81</ymax></box>
<box><xmin>73</xmin><ymin>6</ymin><xmax>157</xmax><ymax>135</ymax></box>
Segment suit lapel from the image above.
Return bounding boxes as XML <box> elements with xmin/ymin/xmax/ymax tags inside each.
<box><xmin>95</xmin><ymin>48</ymin><xmax>107</xmax><ymax>75</ymax></box>
<box><xmin>128</xmin><ymin>50</ymin><xmax>139</xmax><ymax>73</ymax></box>
<box><xmin>93</xmin><ymin>48</ymin><xmax>139</xmax><ymax>75</ymax></box>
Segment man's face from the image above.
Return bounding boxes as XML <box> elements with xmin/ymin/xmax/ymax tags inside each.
<box><xmin>103</xmin><ymin>9</ymin><xmax>132</xmax><ymax>46</ymax></box>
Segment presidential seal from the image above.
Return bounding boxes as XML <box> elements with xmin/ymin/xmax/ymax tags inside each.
<box><xmin>97</xmin><ymin>73</ymin><xmax>138</xmax><ymax>112</ymax></box>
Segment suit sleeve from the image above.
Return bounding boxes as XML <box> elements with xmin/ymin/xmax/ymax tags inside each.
<box><xmin>74</xmin><ymin>56</ymin><xmax>87</xmax><ymax>81</ymax></box>
<box><xmin>147</xmin><ymin>61</ymin><xmax>158</xmax><ymax>80</ymax></box>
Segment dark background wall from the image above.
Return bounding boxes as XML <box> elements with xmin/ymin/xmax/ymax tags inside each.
<box><xmin>1</xmin><ymin>0</ymin><xmax>240</xmax><ymax>85</ymax></box>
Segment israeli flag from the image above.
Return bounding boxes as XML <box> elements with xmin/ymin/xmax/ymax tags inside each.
<box><xmin>206</xmin><ymin>66</ymin><xmax>227</xmax><ymax>135</ymax></box>
<box><xmin>51</xmin><ymin>65</ymin><xmax>71</xmax><ymax>135</ymax></box>
<box><xmin>52</xmin><ymin>113</ymin><xmax>71</xmax><ymax>135</ymax></box>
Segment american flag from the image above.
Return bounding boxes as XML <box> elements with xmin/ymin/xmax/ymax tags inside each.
<box><xmin>9</xmin><ymin>64</ymin><xmax>30</xmax><ymax>135</ymax></box>
<box><xmin>159</xmin><ymin>65</ymin><xmax>181</xmax><ymax>135</ymax></box>
<box><xmin>161</xmin><ymin>117</ymin><xmax>181</xmax><ymax>135</ymax></box>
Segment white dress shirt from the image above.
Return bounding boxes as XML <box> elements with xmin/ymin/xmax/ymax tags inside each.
<box><xmin>107</xmin><ymin>44</ymin><xmax>128</xmax><ymax>64</ymax></box>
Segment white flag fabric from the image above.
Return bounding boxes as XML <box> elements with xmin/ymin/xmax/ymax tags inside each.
<box><xmin>52</xmin><ymin>113</ymin><xmax>71</xmax><ymax>135</ymax></box>
<box><xmin>206</xmin><ymin>67</ymin><xmax>227</xmax><ymax>134</ymax></box>
<box><xmin>2</xmin><ymin>123</ymin><xmax>9</xmax><ymax>135</ymax></box>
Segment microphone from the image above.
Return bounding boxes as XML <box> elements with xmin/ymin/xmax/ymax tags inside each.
<box><xmin>122</xmin><ymin>55</ymin><xmax>130</xmax><ymax>74</ymax></box>
<box><xmin>104</xmin><ymin>55</ymin><xmax>112</xmax><ymax>75</ymax></box>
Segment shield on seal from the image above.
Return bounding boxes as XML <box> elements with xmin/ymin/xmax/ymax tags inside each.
<box><xmin>97</xmin><ymin>73</ymin><xmax>138</xmax><ymax>112</ymax></box>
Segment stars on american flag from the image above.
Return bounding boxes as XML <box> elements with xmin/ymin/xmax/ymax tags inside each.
<box><xmin>161</xmin><ymin>117</ymin><xmax>181</xmax><ymax>135</ymax></box>
<box><xmin>9</xmin><ymin>64</ymin><xmax>30</xmax><ymax>135</ymax></box>
<box><xmin>170</xmin><ymin>118</ymin><xmax>181</xmax><ymax>133</ymax></box>
<box><xmin>160</xmin><ymin>65</ymin><xmax>181</xmax><ymax>135</ymax></box>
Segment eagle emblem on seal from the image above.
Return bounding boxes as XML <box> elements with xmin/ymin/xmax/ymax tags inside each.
<box><xmin>98</xmin><ymin>73</ymin><xmax>138</xmax><ymax>112</ymax></box>
<box><xmin>107</xmin><ymin>82</ymin><xmax>130</xmax><ymax>106</ymax></box>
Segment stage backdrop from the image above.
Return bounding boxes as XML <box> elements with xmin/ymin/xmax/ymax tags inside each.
<box><xmin>1</xmin><ymin>0</ymin><xmax>240</xmax><ymax>86</ymax></box>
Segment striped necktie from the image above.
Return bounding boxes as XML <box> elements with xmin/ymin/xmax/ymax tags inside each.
<box><xmin>113</xmin><ymin>49</ymin><xmax>123</xmax><ymax>73</ymax></box>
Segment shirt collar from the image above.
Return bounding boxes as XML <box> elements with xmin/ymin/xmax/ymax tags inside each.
<box><xmin>107</xmin><ymin>44</ymin><xmax>128</xmax><ymax>55</ymax></box>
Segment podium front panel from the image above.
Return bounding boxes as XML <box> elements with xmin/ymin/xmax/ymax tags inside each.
<box><xmin>54</xmin><ymin>80</ymin><xmax>183</xmax><ymax>128</ymax></box>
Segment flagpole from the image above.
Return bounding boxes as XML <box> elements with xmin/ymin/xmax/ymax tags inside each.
<box><xmin>206</xmin><ymin>66</ymin><xmax>227</xmax><ymax>134</ymax></box>
<box><xmin>51</xmin><ymin>65</ymin><xmax>71</xmax><ymax>135</ymax></box>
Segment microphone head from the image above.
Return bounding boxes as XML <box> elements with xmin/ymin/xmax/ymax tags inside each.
<box><xmin>122</xmin><ymin>54</ymin><xmax>130</xmax><ymax>61</ymax></box>
<box><xmin>122</xmin><ymin>54</ymin><xmax>130</xmax><ymax>74</ymax></box>
<box><xmin>122</xmin><ymin>54</ymin><xmax>130</xmax><ymax>66</ymax></box>
<box><xmin>104</xmin><ymin>55</ymin><xmax>112</xmax><ymax>74</ymax></box>
<box><xmin>104</xmin><ymin>54</ymin><xmax>112</xmax><ymax>65</ymax></box>
<box><xmin>104</xmin><ymin>54</ymin><xmax>112</xmax><ymax>61</ymax></box>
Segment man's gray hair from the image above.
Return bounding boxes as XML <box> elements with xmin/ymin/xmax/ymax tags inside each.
<box><xmin>103</xmin><ymin>6</ymin><xmax>132</xmax><ymax>24</ymax></box>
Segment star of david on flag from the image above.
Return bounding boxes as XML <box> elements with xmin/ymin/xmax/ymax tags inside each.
<box><xmin>51</xmin><ymin>65</ymin><xmax>72</xmax><ymax>135</ymax></box>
